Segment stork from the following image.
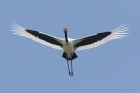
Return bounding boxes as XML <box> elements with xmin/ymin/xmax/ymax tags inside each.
<box><xmin>10</xmin><ymin>21</ymin><xmax>129</xmax><ymax>76</ymax></box>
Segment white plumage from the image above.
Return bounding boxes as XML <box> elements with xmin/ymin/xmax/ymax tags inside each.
<box><xmin>10</xmin><ymin>22</ymin><xmax>63</xmax><ymax>50</ymax></box>
<box><xmin>73</xmin><ymin>24</ymin><xmax>129</xmax><ymax>50</ymax></box>
<box><xmin>10</xmin><ymin>21</ymin><xmax>129</xmax><ymax>76</ymax></box>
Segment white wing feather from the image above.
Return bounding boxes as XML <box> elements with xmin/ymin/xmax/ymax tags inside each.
<box><xmin>74</xmin><ymin>24</ymin><xmax>129</xmax><ymax>51</ymax></box>
<box><xmin>10</xmin><ymin>21</ymin><xmax>63</xmax><ymax>50</ymax></box>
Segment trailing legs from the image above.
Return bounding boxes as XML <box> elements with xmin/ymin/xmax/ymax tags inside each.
<box><xmin>66</xmin><ymin>59</ymin><xmax>74</xmax><ymax>76</ymax></box>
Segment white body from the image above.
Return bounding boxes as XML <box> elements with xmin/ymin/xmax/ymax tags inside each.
<box><xmin>63</xmin><ymin>38</ymin><xmax>74</xmax><ymax>59</ymax></box>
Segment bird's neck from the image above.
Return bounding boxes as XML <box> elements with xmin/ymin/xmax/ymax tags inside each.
<box><xmin>65</xmin><ymin>32</ymin><xmax>68</xmax><ymax>43</ymax></box>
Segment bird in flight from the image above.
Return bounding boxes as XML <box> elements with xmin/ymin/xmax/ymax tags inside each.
<box><xmin>10</xmin><ymin>21</ymin><xmax>129</xmax><ymax>76</ymax></box>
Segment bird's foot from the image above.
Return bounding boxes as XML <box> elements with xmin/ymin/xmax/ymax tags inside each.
<box><xmin>68</xmin><ymin>71</ymin><xmax>74</xmax><ymax>76</ymax></box>
<box><xmin>69</xmin><ymin>71</ymin><xmax>71</xmax><ymax>75</ymax></box>
<box><xmin>70</xmin><ymin>72</ymin><xmax>73</xmax><ymax>77</ymax></box>
<box><xmin>71</xmin><ymin>72</ymin><xmax>73</xmax><ymax>75</ymax></box>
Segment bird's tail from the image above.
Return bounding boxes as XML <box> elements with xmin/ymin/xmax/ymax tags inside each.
<box><xmin>62</xmin><ymin>52</ymin><xmax>78</xmax><ymax>60</ymax></box>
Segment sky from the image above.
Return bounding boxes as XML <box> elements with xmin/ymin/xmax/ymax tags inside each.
<box><xmin>0</xmin><ymin>0</ymin><xmax>140</xmax><ymax>93</ymax></box>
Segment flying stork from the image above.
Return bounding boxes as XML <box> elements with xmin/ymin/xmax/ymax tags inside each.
<box><xmin>10</xmin><ymin>21</ymin><xmax>129</xmax><ymax>76</ymax></box>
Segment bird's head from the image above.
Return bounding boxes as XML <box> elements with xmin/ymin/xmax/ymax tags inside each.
<box><xmin>63</xmin><ymin>28</ymin><xmax>68</xmax><ymax>33</ymax></box>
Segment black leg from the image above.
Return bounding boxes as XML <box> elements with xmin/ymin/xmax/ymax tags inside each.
<box><xmin>67</xmin><ymin>60</ymin><xmax>71</xmax><ymax>75</ymax></box>
<box><xmin>71</xmin><ymin>59</ymin><xmax>73</xmax><ymax>76</ymax></box>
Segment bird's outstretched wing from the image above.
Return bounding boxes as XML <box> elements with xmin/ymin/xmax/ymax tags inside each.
<box><xmin>73</xmin><ymin>24</ymin><xmax>129</xmax><ymax>51</ymax></box>
<box><xmin>10</xmin><ymin>21</ymin><xmax>63</xmax><ymax>50</ymax></box>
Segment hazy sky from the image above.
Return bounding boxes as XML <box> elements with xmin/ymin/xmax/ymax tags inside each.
<box><xmin>0</xmin><ymin>0</ymin><xmax>140</xmax><ymax>93</ymax></box>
